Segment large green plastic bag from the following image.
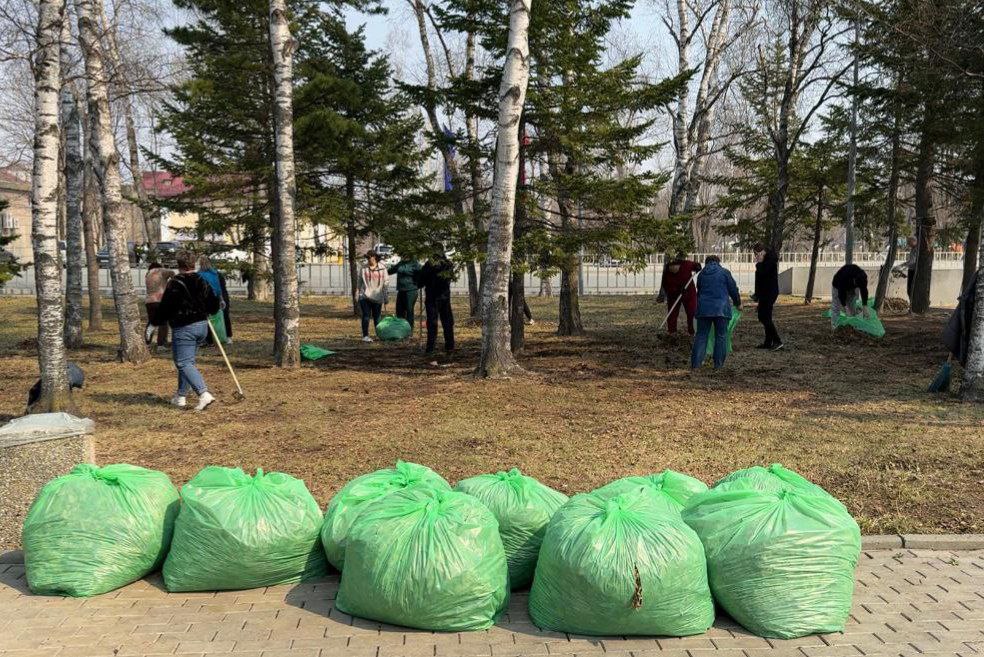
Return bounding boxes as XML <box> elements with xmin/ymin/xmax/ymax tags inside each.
<box><xmin>321</xmin><ymin>460</ymin><xmax>450</xmax><ymax>571</ymax></box>
<box><xmin>823</xmin><ymin>299</ymin><xmax>885</xmax><ymax>338</ymax></box>
<box><xmin>529</xmin><ymin>490</ymin><xmax>714</xmax><ymax>636</ymax></box>
<box><xmin>593</xmin><ymin>469</ymin><xmax>707</xmax><ymax>515</ymax></box>
<box><xmin>300</xmin><ymin>344</ymin><xmax>335</xmax><ymax>361</ymax></box>
<box><xmin>376</xmin><ymin>316</ymin><xmax>412</xmax><ymax>341</ymax></box>
<box><xmin>162</xmin><ymin>467</ymin><xmax>327</xmax><ymax>592</ymax></box>
<box><xmin>454</xmin><ymin>468</ymin><xmax>568</xmax><ymax>589</ymax></box>
<box><xmin>705</xmin><ymin>306</ymin><xmax>741</xmax><ymax>360</ymax></box>
<box><xmin>335</xmin><ymin>486</ymin><xmax>509</xmax><ymax>631</ymax></box>
<box><xmin>682</xmin><ymin>463</ymin><xmax>861</xmax><ymax>639</ymax></box>
<box><xmin>23</xmin><ymin>463</ymin><xmax>179</xmax><ymax>597</ymax></box>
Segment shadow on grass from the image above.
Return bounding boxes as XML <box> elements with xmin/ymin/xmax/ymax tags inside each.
<box><xmin>90</xmin><ymin>391</ymin><xmax>169</xmax><ymax>407</ymax></box>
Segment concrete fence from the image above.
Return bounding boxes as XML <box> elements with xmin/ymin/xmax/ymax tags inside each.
<box><xmin>0</xmin><ymin>252</ymin><xmax>969</xmax><ymax>305</ymax></box>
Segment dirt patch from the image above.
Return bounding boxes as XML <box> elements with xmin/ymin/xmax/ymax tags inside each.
<box><xmin>0</xmin><ymin>294</ymin><xmax>981</xmax><ymax>550</ymax></box>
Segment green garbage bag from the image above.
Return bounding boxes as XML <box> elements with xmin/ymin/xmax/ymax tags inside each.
<box><xmin>681</xmin><ymin>463</ymin><xmax>861</xmax><ymax>639</ymax></box>
<box><xmin>208</xmin><ymin>310</ymin><xmax>227</xmax><ymax>343</ymax></box>
<box><xmin>321</xmin><ymin>460</ymin><xmax>450</xmax><ymax>571</ymax></box>
<box><xmin>335</xmin><ymin>486</ymin><xmax>509</xmax><ymax>631</ymax></box>
<box><xmin>376</xmin><ymin>316</ymin><xmax>412</xmax><ymax>341</ymax></box>
<box><xmin>529</xmin><ymin>490</ymin><xmax>714</xmax><ymax>636</ymax></box>
<box><xmin>162</xmin><ymin>467</ymin><xmax>327</xmax><ymax>592</ymax></box>
<box><xmin>823</xmin><ymin>298</ymin><xmax>885</xmax><ymax>338</ymax></box>
<box><xmin>23</xmin><ymin>463</ymin><xmax>179</xmax><ymax>597</ymax></box>
<box><xmin>454</xmin><ymin>468</ymin><xmax>568</xmax><ymax>589</ymax></box>
<box><xmin>300</xmin><ymin>344</ymin><xmax>335</xmax><ymax>361</ymax></box>
<box><xmin>705</xmin><ymin>306</ymin><xmax>741</xmax><ymax>361</ymax></box>
<box><xmin>593</xmin><ymin>469</ymin><xmax>707</xmax><ymax>515</ymax></box>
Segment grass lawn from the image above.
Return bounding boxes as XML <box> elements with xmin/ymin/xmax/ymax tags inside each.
<box><xmin>1</xmin><ymin>292</ymin><xmax>982</xmax><ymax>548</ymax></box>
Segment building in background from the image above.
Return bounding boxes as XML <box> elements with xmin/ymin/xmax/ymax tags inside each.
<box><xmin>0</xmin><ymin>167</ymin><xmax>31</xmax><ymax>263</ymax></box>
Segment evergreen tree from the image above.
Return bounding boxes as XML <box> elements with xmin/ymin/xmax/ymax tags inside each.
<box><xmin>0</xmin><ymin>199</ymin><xmax>24</xmax><ymax>289</ymax></box>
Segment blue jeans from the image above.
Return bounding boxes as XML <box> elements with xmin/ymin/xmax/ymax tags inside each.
<box><xmin>359</xmin><ymin>298</ymin><xmax>382</xmax><ymax>337</ymax></box>
<box><xmin>172</xmin><ymin>321</ymin><xmax>209</xmax><ymax>396</ymax></box>
<box><xmin>691</xmin><ymin>316</ymin><xmax>729</xmax><ymax>369</ymax></box>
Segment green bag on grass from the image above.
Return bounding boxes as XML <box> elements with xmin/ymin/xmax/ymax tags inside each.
<box><xmin>376</xmin><ymin>316</ymin><xmax>412</xmax><ymax>341</ymax></box>
<box><xmin>454</xmin><ymin>468</ymin><xmax>568</xmax><ymax>589</ymax></box>
<box><xmin>593</xmin><ymin>469</ymin><xmax>707</xmax><ymax>515</ymax></box>
<box><xmin>823</xmin><ymin>298</ymin><xmax>885</xmax><ymax>338</ymax></box>
<box><xmin>705</xmin><ymin>306</ymin><xmax>741</xmax><ymax>360</ymax></box>
<box><xmin>23</xmin><ymin>464</ymin><xmax>179</xmax><ymax>597</ymax></box>
<box><xmin>681</xmin><ymin>464</ymin><xmax>861</xmax><ymax>639</ymax></box>
<box><xmin>528</xmin><ymin>490</ymin><xmax>714</xmax><ymax>636</ymax></box>
<box><xmin>300</xmin><ymin>344</ymin><xmax>335</xmax><ymax>361</ymax></box>
<box><xmin>335</xmin><ymin>486</ymin><xmax>509</xmax><ymax>631</ymax></box>
<box><xmin>321</xmin><ymin>460</ymin><xmax>450</xmax><ymax>571</ymax></box>
<box><xmin>162</xmin><ymin>467</ymin><xmax>327</xmax><ymax>592</ymax></box>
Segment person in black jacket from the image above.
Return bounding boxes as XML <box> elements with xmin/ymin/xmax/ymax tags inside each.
<box><xmin>155</xmin><ymin>250</ymin><xmax>221</xmax><ymax>411</ymax></box>
<box><xmin>830</xmin><ymin>263</ymin><xmax>870</xmax><ymax>328</ymax></box>
<box><xmin>752</xmin><ymin>244</ymin><xmax>783</xmax><ymax>350</ymax></box>
<box><xmin>416</xmin><ymin>245</ymin><xmax>455</xmax><ymax>356</ymax></box>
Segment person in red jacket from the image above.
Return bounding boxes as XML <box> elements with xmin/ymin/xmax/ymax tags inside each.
<box><xmin>658</xmin><ymin>253</ymin><xmax>701</xmax><ymax>335</ymax></box>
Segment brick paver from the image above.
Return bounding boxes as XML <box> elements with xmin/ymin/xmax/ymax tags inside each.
<box><xmin>0</xmin><ymin>550</ymin><xmax>981</xmax><ymax>657</ymax></box>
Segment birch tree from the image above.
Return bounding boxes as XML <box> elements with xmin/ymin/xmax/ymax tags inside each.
<box><xmin>61</xmin><ymin>85</ymin><xmax>84</xmax><ymax>348</ymax></box>
<box><xmin>269</xmin><ymin>0</ymin><xmax>299</xmax><ymax>368</ymax></box>
<box><xmin>74</xmin><ymin>0</ymin><xmax>149</xmax><ymax>363</ymax></box>
<box><xmin>81</xmin><ymin>100</ymin><xmax>103</xmax><ymax>330</ymax></box>
<box><xmin>477</xmin><ymin>0</ymin><xmax>531</xmax><ymax>378</ymax></box>
<box><xmin>30</xmin><ymin>0</ymin><xmax>73</xmax><ymax>412</ymax></box>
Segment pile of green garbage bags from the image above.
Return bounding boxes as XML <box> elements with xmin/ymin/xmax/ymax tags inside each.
<box><xmin>823</xmin><ymin>298</ymin><xmax>885</xmax><ymax>338</ymax></box>
<box><xmin>21</xmin><ymin>460</ymin><xmax>861</xmax><ymax>640</ymax></box>
<box><xmin>376</xmin><ymin>316</ymin><xmax>412</xmax><ymax>341</ymax></box>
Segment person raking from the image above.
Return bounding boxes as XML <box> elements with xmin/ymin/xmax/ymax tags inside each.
<box><xmin>691</xmin><ymin>255</ymin><xmax>742</xmax><ymax>370</ymax></box>
<box><xmin>154</xmin><ymin>249</ymin><xmax>221</xmax><ymax>411</ymax></box>
<box><xmin>658</xmin><ymin>253</ymin><xmax>701</xmax><ymax>335</ymax></box>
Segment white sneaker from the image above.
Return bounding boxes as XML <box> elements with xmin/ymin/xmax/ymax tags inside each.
<box><xmin>170</xmin><ymin>394</ymin><xmax>187</xmax><ymax>408</ymax></box>
<box><xmin>362</xmin><ymin>336</ymin><xmax>373</xmax><ymax>343</ymax></box>
<box><xmin>224</xmin><ymin>338</ymin><xmax>233</xmax><ymax>345</ymax></box>
<box><xmin>194</xmin><ymin>391</ymin><xmax>215</xmax><ymax>412</ymax></box>
<box><xmin>145</xmin><ymin>325</ymin><xmax>155</xmax><ymax>344</ymax></box>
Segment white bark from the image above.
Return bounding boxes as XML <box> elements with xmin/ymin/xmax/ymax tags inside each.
<box><xmin>74</xmin><ymin>0</ymin><xmax>149</xmax><ymax>363</ymax></box>
<box><xmin>81</xmin><ymin>98</ymin><xmax>103</xmax><ymax>330</ymax></box>
<box><xmin>269</xmin><ymin>0</ymin><xmax>300</xmax><ymax>368</ymax></box>
<box><xmin>62</xmin><ymin>85</ymin><xmax>84</xmax><ymax>348</ymax></box>
<box><xmin>99</xmin><ymin>6</ymin><xmax>155</xmax><ymax>248</ymax></box>
<box><xmin>477</xmin><ymin>0</ymin><xmax>532</xmax><ymax>378</ymax></box>
<box><xmin>844</xmin><ymin>20</ymin><xmax>859</xmax><ymax>264</ymax></box>
<box><xmin>31</xmin><ymin>0</ymin><xmax>73</xmax><ymax>412</ymax></box>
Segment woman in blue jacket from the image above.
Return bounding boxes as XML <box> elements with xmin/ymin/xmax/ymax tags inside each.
<box><xmin>691</xmin><ymin>255</ymin><xmax>741</xmax><ymax>370</ymax></box>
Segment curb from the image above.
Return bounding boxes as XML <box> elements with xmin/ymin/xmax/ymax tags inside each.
<box><xmin>862</xmin><ymin>534</ymin><xmax>984</xmax><ymax>550</ymax></box>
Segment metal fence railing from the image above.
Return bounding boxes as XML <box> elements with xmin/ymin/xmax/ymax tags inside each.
<box><xmin>0</xmin><ymin>251</ymin><xmax>967</xmax><ymax>297</ymax></box>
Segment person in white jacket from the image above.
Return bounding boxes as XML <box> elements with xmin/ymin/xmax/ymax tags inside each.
<box><xmin>357</xmin><ymin>250</ymin><xmax>389</xmax><ymax>342</ymax></box>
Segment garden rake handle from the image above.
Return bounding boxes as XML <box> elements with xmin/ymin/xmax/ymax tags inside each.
<box><xmin>207</xmin><ymin>319</ymin><xmax>244</xmax><ymax>398</ymax></box>
<box><xmin>657</xmin><ymin>272</ymin><xmax>699</xmax><ymax>331</ymax></box>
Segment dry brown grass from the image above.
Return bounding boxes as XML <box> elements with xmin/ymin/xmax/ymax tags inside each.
<box><xmin>1</xmin><ymin>293</ymin><xmax>982</xmax><ymax>548</ymax></box>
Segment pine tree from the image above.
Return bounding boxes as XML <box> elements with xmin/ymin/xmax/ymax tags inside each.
<box><xmin>0</xmin><ymin>199</ymin><xmax>24</xmax><ymax>289</ymax></box>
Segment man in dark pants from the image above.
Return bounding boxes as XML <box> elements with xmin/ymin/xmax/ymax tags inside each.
<box><xmin>388</xmin><ymin>256</ymin><xmax>421</xmax><ymax>329</ymax></box>
<box><xmin>752</xmin><ymin>243</ymin><xmax>783</xmax><ymax>350</ymax></box>
<box><xmin>417</xmin><ymin>246</ymin><xmax>455</xmax><ymax>357</ymax></box>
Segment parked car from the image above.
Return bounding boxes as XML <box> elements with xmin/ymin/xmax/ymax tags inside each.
<box><xmin>373</xmin><ymin>243</ymin><xmax>399</xmax><ymax>267</ymax></box>
<box><xmin>95</xmin><ymin>242</ymin><xmax>139</xmax><ymax>268</ymax></box>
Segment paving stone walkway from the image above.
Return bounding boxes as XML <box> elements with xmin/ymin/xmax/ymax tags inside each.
<box><xmin>0</xmin><ymin>549</ymin><xmax>982</xmax><ymax>657</ymax></box>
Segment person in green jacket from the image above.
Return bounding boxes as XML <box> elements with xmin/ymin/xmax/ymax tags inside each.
<box><xmin>388</xmin><ymin>256</ymin><xmax>421</xmax><ymax>329</ymax></box>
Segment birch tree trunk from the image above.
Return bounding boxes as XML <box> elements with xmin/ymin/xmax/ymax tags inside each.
<box><xmin>74</xmin><ymin>0</ymin><xmax>149</xmax><ymax>363</ymax></box>
<box><xmin>81</xmin><ymin>103</ymin><xmax>103</xmax><ymax>330</ymax></box>
<box><xmin>667</xmin><ymin>0</ymin><xmax>691</xmax><ymax>218</ymax></box>
<box><xmin>960</xmin><ymin>268</ymin><xmax>984</xmax><ymax>402</ymax></box>
<box><xmin>844</xmin><ymin>23</ymin><xmax>859</xmax><ymax>265</ymax></box>
<box><xmin>269</xmin><ymin>0</ymin><xmax>300</xmax><ymax>368</ymax></box>
<box><xmin>477</xmin><ymin>0</ymin><xmax>532</xmax><ymax>378</ymax></box>
<box><xmin>31</xmin><ymin>0</ymin><xmax>73</xmax><ymax>413</ymax></box>
<box><xmin>98</xmin><ymin>9</ymin><xmax>156</xmax><ymax>249</ymax></box>
<box><xmin>62</xmin><ymin>86</ymin><xmax>84</xmax><ymax>348</ymax></box>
